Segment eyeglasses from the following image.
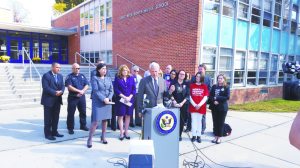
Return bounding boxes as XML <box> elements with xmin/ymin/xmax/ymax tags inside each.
<box><xmin>134</xmin><ymin>70</ymin><xmax>139</xmax><ymax>72</ymax></box>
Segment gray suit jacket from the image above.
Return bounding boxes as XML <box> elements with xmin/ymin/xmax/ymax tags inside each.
<box><xmin>137</xmin><ymin>76</ymin><xmax>166</xmax><ymax>113</ymax></box>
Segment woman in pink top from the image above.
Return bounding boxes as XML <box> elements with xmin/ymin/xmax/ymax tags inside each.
<box><xmin>189</xmin><ymin>72</ymin><xmax>209</xmax><ymax>143</ymax></box>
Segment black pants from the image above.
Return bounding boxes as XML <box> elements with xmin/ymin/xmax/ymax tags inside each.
<box><xmin>179</xmin><ymin>104</ymin><xmax>188</xmax><ymax>138</ymax></box>
<box><xmin>67</xmin><ymin>95</ymin><xmax>87</xmax><ymax>130</ymax></box>
<box><xmin>44</xmin><ymin>102</ymin><xmax>61</xmax><ymax>137</ymax></box>
<box><xmin>130</xmin><ymin>94</ymin><xmax>142</xmax><ymax>126</ymax></box>
<box><xmin>211</xmin><ymin>109</ymin><xmax>227</xmax><ymax>137</ymax></box>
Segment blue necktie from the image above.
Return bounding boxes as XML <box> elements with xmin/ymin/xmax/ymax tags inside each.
<box><xmin>54</xmin><ymin>74</ymin><xmax>58</xmax><ymax>83</ymax></box>
<box><xmin>154</xmin><ymin>78</ymin><xmax>158</xmax><ymax>95</ymax></box>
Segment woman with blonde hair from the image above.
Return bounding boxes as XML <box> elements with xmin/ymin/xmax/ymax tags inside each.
<box><xmin>209</xmin><ymin>74</ymin><xmax>230</xmax><ymax>144</ymax></box>
<box><xmin>114</xmin><ymin>65</ymin><xmax>136</xmax><ymax>140</ymax></box>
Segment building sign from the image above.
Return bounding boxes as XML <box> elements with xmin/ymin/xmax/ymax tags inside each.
<box><xmin>120</xmin><ymin>1</ymin><xmax>169</xmax><ymax>20</ymax></box>
<box><xmin>156</xmin><ymin>110</ymin><xmax>177</xmax><ymax>135</ymax></box>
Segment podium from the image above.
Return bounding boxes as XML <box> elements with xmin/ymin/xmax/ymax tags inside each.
<box><xmin>143</xmin><ymin>107</ymin><xmax>179</xmax><ymax>168</ymax></box>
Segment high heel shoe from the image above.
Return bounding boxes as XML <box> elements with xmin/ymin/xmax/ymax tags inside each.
<box><xmin>87</xmin><ymin>138</ymin><xmax>92</xmax><ymax>148</ymax></box>
<box><xmin>119</xmin><ymin>135</ymin><xmax>124</xmax><ymax>141</ymax></box>
<box><xmin>100</xmin><ymin>136</ymin><xmax>108</xmax><ymax>144</ymax></box>
<box><xmin>216</xmin><ymin>138</ymin><xmax>221</xmax><ymax>144</ymax></box>
<box><xmin>124</xmin><ymin>134</ymin><xmax>130</xmax><ymax>140</ymax></box>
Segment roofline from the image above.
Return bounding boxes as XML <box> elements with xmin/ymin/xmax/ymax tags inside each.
<box><xmin>0</xmin><ymin>22</ymin><xmax>77</xmax><ymax>36</ymax></box>
<box><xmin>52</xmin><ymin>0</ymin><xmax>92</xmax><ymax>21</ymax></box>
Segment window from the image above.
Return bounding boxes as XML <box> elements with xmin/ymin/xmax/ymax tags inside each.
<box><xmin>259</xmin><ymin>53</ymin><xmax>269</xmax><ymax>85</ymax></box>
<box><xmin>106</xmin><ymin>1</ymin><xmax>112</xmax><ymax>31</ymax></box>
<box><xmin>252</xmin><ymin>0</ymin><xmax>260</xmax><ymax>8</ymax></box>
<box><xmin>269</xmin><ymin>55</ymin><xmax>278</xmax><ymax>84</ymax></box>
<box><xmin>0</xmin><ymin>38</ymin><xmax>7</xmax><ymax>56</ymax></box>
<box><xmin>238</xmin><ymin>2</ymin><xmax>249</xmax><ymax>19</ymax></box>
<box><xmin>204</xmin><ymin>0</ymin><xmax>220</xmax><ymax>14</ymax></box>
<box><xmin>220</xmin><ymin>48</ymin><xmax>233</xmax><ymax>70</ymax></box>
<box><xmin>278</xmin><ymin>55</ymin><xmax>285</xmax><ymax>83</ymax></box>
<box><xmin>89</xmin><ymin>4</ymin><xmax>95</xmax><ymax>34</ymax></box>
<box><xmin>283</xmin><ymin>2</ymin><xmax>290</xmax><ymax>31</ymax></box>
<box><xmin>274</xmin><ymin>15</ymin><xmax>281</xmax><ymax>28</ymax></box>
<box><xmin>80</xmin><ymin>10</ymin><xmax>85</xmax><ymax>36</ymax></box>
<box><xmin>247</xmin><ymin>51</ymin><xmax>258</xmax><ymax>85</ymax></box>
<box><xmin>264</xmin><ymin>0</ymin><xmax>272</xmax><ymax>12</ymax></box>
<box><xmin>223</xmin><ymin>0</ymin><xmax>234</xmax><ymax>17</ymax></box>
<box><xmin>251</xmin><ymin>7</ymin><xmax>261</xmax><ymax>24</ymax></box>
<box><xmin>94</xmin><ymin>6</ymin><xmax>100</xmax><ymax>33</ymax></box>
<box><xmin>84</xmin><ymin>5</ymin><xmax>89</xmax><ymax>35</ymax></box>
<box><xmin>234</xmin><ymin>51</ymin><xmax>246</xmax><ymax>85</ymax></box>
<box><xmin>291</xmin><ymin>21</ymin><xmax>297</xmax><ymax>33</ymax></box>
<box><xmin>263</xmin><ymin>12</ymin><xmax>272</xmax><ymax>27</ymax></box>
<box><xmin>292</xmin><ymin>5</ymin><xmax>298</xmax><ymax>21</ymax></box>
<box><xmin>203</xmin><ymin>46</ymin><xmax>216</xmax><ymax>81</ymax></box>
<box><xmin>100</xmin><ymin>4</ymin><xmax>105</xmax><ymax>31</ymax></box>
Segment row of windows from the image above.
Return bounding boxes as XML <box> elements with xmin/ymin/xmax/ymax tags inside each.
<box><xmin>204</xmin><ymin>0</ymin><xmax>299</xmax><ymax>34</ymax></box>
<box><xmin>202</xmin><ymin>46</ymin><xmax>299</xmax><ymax>87</ymax></box>
<box><xmin>80</xmin><ymin>50</ymin><xmax>112</xmax><ymax>65</ymax></box>
<box><xmin>80</xmin><ymin>0</ymin><xmax>112</xmax><ymax>36</ymax></box>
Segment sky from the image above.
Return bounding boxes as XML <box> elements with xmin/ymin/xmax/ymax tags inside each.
<box><xmin>2</xmin><ymin>0</ymin><xmax>55</xmax><ymax>27</ymax></box>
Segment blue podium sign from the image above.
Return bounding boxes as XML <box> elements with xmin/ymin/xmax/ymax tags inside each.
<box><xmin>156</xmin><ymin>110</ymin><xmax>177</xmax><ymax>135</ymax></box>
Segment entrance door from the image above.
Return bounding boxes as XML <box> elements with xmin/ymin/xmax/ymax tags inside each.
<box><xmin>8</xmin><ymin>37</ymin><xmax>31</xmax><ymax>63</ymax></box>
<box><xmin>8</xmin><ymin>38</ymin><xmax>20</xmax><ymax>63</ymax></box>
<box><xmin>40</xmin><ymin>41</ymin><xmax>51</xmax><ymax>63</ymax></box>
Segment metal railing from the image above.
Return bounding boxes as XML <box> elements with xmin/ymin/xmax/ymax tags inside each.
<box><xmin>22</xmin><ymin>47</ymin><xmax>42</xmax><ymax>95</ymax></box>
<box><xmin>115</xmin><ymin>54</ymin><xmax>146</xmax><ymax>72</ymax></box>
<box><xmin>74</xmin><ymin>52</ymin><xmax>96</xmax><ymax>81</ymax></box>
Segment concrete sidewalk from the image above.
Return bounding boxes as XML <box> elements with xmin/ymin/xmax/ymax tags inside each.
<box><xmin>0</xmin><ymin>106</ymin><xmax>299</xmax><ymax>168</ymax></box>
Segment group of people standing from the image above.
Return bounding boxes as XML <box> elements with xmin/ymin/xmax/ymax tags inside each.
<box><xmin>41</xmin><ymin>60</ymin><xmax>230</xmax><ymax>148</ymax></box>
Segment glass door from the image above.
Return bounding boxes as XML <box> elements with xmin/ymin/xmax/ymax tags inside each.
<box><xmin>8</xmin><ymin>38</ymin><xmax>20</xmax><ymax>63</ymax></box>
<box><xmin>22</xmin><ymin>39</ymin><xmax>31</xmax><ymax>61</ymax></box>
<box><xmin>41</xmin><ymin>41</ymin><xmax>51</xmax><ymax>63</ymax></box>
<box><xmin>52</xmin><ymin>42</ymin><xmax>59</xmax><ymax>62</ymax></box>
<box><xmin>8</xmin><ymin>37</ymin><xmax>31</xmax><ymax>63</ymax></box>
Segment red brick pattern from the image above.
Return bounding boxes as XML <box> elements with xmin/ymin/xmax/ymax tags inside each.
<box><xmin>229</xmin><ymin>86</ymin><xmax>282</xmax><ymax>104</ymax></box>
<box><xmin>113</xmin><ymin>0</ymin><xmax>202</xmax><ymax>75</ymax></box>
<box><xmin>52</xmin><ymin>8</ymin><xmax>81</xmax><ymax>64</ymax></box>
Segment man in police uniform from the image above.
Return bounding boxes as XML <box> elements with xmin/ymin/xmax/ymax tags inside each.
<box><xmin>65</xmin><ymin>63</ymin><xmax>89</xmax><ymax>134</ymax></box>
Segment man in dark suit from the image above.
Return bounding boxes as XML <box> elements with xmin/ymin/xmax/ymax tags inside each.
<box><xmin>137</xmin><ymin>62</ymin><xmax>166</xmax><ymax>115</ymax></box>
<box><xmin>41</xmin><ymin>62</ymin><xmax>65</xmax><ymax>140</ymax></box>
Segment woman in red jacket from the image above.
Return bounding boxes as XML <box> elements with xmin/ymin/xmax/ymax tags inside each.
<box><xmin>189</xmin><ymin>72</ymin><xmax>209</xmax><ymax>143</ymax></box>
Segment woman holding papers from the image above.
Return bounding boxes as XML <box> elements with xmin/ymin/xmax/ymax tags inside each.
<box><xmin>114</xmin><ymin>65</ymin><xmax>136</xmax><ymax>140</ymax></box>
<box><xmin>87</xmin><ymin>63</ymin><xmax>114</xmax><ymax>148</ymax></box>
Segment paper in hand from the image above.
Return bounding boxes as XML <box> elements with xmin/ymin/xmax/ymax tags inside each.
<box><xmin>120</xmin><ymin>98</ymin><xmax>132</xmax><ymax>107</ymax></box>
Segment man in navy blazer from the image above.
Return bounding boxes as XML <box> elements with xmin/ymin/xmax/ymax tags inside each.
<box><xmin>41</xmin><ymin>62</ymin><xmax>65</xmax><ymax>140</ymax></box>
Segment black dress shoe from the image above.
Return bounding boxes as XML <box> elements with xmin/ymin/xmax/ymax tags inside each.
<box><xmin>68</xmin><ymin>130</ymin><xmax>74</xmax><ymax>135</ymax></box>
<box><xmin>53</xmin><ymin>133</ymin><xmax>64</xmax><ymax>137</ymax></box>
<box><xmin>196</xmin><ymin>136</ymin><xmax>201</xmax><ymax>143</ymax></box>
<box><xmin>45</xmin><ymin>136</ymin><xmax>56</xmax><ymax>141</ymax></box>
<box><xmin>80</xmin><ymin>126</ymin><xmax>89</xmax><ymax>131</ymax></box>
<box><xmin>179</xmin><ymin>137</ymin><xmax>182</xmax><ymax>141</ymax></box>
<box><xmin>191</xmin><ymin>136</ymin><xmax>196</xmax><ymax>142</ymax></box>
<box><xmin>119</xmin><ymin>135</ymin><xmax>124</xmax><ymax>141</ymax></box>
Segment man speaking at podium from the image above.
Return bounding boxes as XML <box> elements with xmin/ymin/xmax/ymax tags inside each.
<box><xmin>137</xmin><ymin>62</ymin><xmax>166</xmax><ymax>116</ymax></box>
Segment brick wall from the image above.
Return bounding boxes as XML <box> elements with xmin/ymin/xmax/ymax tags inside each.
<box><xmin>52</xmin><ymin>8</ymin><xmax>81</xmax><ymax>64</ymax></box>
<box><xmin>229</xmin><ymin>86</ymin><xmax>282</xmax><ymax>104</ymax></box>
<box><xmin>113</xmin><ymin>0</ymin><xmax>202</xmax><ymax>75</ymax></box>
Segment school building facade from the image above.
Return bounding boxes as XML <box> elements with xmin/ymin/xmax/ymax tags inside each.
<box><xmin>1</xmin><ymin>0</ymin><xmax>297</xmax><ymax>104</ymax></box>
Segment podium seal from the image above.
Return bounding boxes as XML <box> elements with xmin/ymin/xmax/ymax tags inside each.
<box><xmin>156</xmin><ymin>110</ymin><xmax>177</xmax><ymax>134</ymax></box>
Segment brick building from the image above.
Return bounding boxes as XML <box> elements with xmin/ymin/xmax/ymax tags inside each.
<box><xmin>51</xmin><ymin>0</ymin><xmax>300</xmax><ymax>104</ymax></box>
